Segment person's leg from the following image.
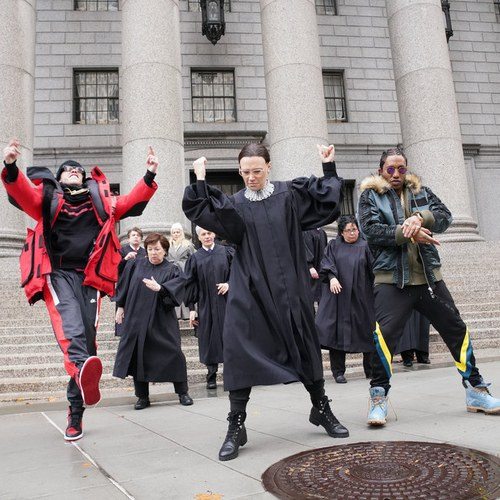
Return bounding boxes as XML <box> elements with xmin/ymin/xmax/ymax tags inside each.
<box><xmin>174</xmin><ymin>381</ymin><xmax>193</xmax><ymax>406</ymax></box>
<box><xmin>329</xmin><ymin>349</ymin><xmax>347</xmax><ymax>382</ymax></box>
<box><xmin>400</xmin><ymin>349</ymin><xmax>414</xmax><ymax>367</ymax></box>
<box><xmin>219</xmin><ymin>388</ymin><xmax>251</xmax><ymax>461</ymax></box>
<box><xmin>362</xmin><ymin>352</ymin><xmax>373</xmax><ymax>379</ymax></box>
<box><xmin>133</xmin><ymin>379</ymin><xmax>151</xmax><ymax>409</ymax></box>
<box><xmin>415</xmin><ymin>349</ymin><xmax>430</xmax><ymax>364</ymax></box>
<box><xmin>368</xmin><ymin>284</ymin><xmax>416</xmax><ymax>426</ymax></box>
<box><xmin>206</xmin><ymin>363</ymin><xmax>218</xmax><ymax>389</ymax></box>
<box><xmin>43</xmin><ymin>270</ymin><xmax>102</xmax><ymax>410</ymax></box>
<box><xmin>304</xmin><ymin>379</ymin><xmax>349</xmax><ymax>438</ymax></box>
<box><xmin>415</xmin><ymin>281</ymin><xmax>500</xmax><ymax>414</ymax></box>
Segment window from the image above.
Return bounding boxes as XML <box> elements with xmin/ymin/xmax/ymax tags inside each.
<box><xmin>191</xmin><ymin>70</ymin><xmax>236</xmax><ymax>123</ymax></box>
<box><xmin>323</xmin><ymin>71</ymin><xmax>347</xmax><ymax>122</ymax></box>
<box><xmin>315</xmin><ymin>0</ymin><xmax>337</xmax><ymax>15</ymax></box>
<box><xmin>74</xmin><ymin>0</ymin><xmax>118</xmax><ymax>10</ymax></box>
<box><xmin>341</xmin><ymin>181</ymin><xmax>355</xmax><ymax>216</ymax></box>
<box><xmin>188</xmin><ymin>0</ymin><xmax>231</xmax><ymax>12</ymax></box>
<box><xmin>74</xmin><ymin>70</ymin><xmax>119</xmax><ymax>125</ymax></box>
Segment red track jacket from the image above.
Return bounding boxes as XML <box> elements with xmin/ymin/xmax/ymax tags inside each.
<box><xmin>2</xmin><ymin>165</ymin><xmax>157</xmax><ymax>304</ymax></box>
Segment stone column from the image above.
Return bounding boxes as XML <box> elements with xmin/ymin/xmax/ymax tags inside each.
<box><xmin>260</xmin><ymin>0</ymin><xmax>329</xmax><ymax>179</ymax></box>
<box><xmin>0</xmin><ymin>0</ymin><xmax>36</xmax><ymax>256</ymax></box>
<box><xmin>386</xmin><ymin>0</ymin><xmax>481</xmax><ymax>241</ymax></box>
<box><xmin>121</xmin><ymin>0</ymin><xmax>185</xmax><ymax>236</ymax></box>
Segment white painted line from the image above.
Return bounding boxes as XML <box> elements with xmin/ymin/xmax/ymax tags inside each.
<box><xmin>41</xmin><ymin>412</ymin><xmax>135</xmax><ymax>500</ymax></box>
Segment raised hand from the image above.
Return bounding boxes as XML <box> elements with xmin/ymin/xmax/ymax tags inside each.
<box><xmin>193</xmin><ymin>156</ymin><xmax>207</xmax><ymax>181</ymax></box>
<box><xmin>3</xmin><ymin>138</ymin><xmax>21</xmax><ymax>165</ymax></box>
<box><xmin>316</xmin><ymin>144</ymin><xmax>335</xmax><ymax>163</ymax></box>
<box><xmin>146</xmin><ymin>145</ymin><xmax>159</xmax><ymax>173</ymax></box>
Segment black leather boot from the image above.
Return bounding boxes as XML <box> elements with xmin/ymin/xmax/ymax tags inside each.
<box><xmin>309</xmin><ymin>396</ymin><xmax>349</xmax><ymax>438</ymax></box>
<box><xmin>218</xmin><ymin>411</ymin><xmax>247</xmax><ymax>461</ymax></box>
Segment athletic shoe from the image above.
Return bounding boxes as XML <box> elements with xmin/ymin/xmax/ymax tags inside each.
<box><xmin>78</xmin><ymin>356</ymin><xmax>102</xmax><ymax>406</ymax></box>
<box><xmin>65</xmin><ymin>406</ymin><xmax>84</xmax><ymax>441</ymax></box>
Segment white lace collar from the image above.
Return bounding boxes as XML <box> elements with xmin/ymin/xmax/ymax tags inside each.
<box><xmin>244</xmin><ymin>181</ymin><xmax>275</xmax><ymax>202</ymax></box>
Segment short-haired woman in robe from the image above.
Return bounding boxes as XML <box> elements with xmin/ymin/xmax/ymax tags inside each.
<box><xmin>114</xmin><ymin>233</ymin><xmax>193</xmax><ymax>409</ymax></box>
<box><xmin>183</xmin><ymin>143</ymin><xmax>348</xmax><ymax>462</ymax></box>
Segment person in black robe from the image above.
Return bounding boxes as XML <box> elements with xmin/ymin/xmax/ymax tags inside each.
<box><xmin>396</xmin><ymin>311</ymin><xmax>431</xmax><ymax>366</ymax></box>
<box><xmin>184</xmin><ymin>226</ymin><xmax>234</xmax><ymax>389</ymax></box>
<box><xmin>316</xmin><ymin>215</ymin><xmax>375</xmax><ymax>384</ymax></box>
<box><xmin>183</xmin><ymin>142</ymin><xmax>348</xmax><ymax>462</ymax></box>
<box><xmin>113</xmin><ymin>233</ymin><xmax>193</xmax><ymax>410</ymax></box>
<box><xmin>303</xmin><ymin>227</ymin><xmax>328</xmax><ymax>306</ymax></box>
<box><xmin>114</xmin><ymin>226</ymin><xmax>146</xmax><ymax>337</ymax></box>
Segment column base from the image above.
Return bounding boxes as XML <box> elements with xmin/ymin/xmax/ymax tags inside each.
<box><xmin>438</xmin><ymin>217</ymin><xmax>484</xmax><ymax>243</ymax></box>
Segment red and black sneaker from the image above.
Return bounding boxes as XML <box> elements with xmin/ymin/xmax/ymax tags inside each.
<box><xmin>65</xmin><ymin>406</ymin><xmax>84</xmax><ymax>441</ymax></box>
<box><xmin>77</xmin><ymin>356</ymin><xmax>102</xmax><ymax>406</ymax></box>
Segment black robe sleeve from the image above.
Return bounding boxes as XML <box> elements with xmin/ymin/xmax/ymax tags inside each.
<box><xmin>182</xmin><ymin>181</ymin><xmax>245</xmax><ymax>245</ymax></box>
<box><xmin>319</xmin><ymin>239</ymin><xmax>339</xmax><ymax>283</ymax></box>
<box><xmin>158</xmin><ymin>264</ymin><xmax>185</xmax><ymax>309</ymax></box>
<box><xmin>114</xmin><ymin>259</ymin><xmax>137</xmax><ymax>308</ymax></box>
<box><xmin>289</xmin><ymin>162</ymin><xmax>344</xmax><ymax>230</ymax></box>
<box><xmin>182</xmin><ymin>253</ymin><xmax>200</xmax><ymax>311</ymax></box>
<box><xmin>303</xmin><ymin>230</ymin><xmax>316</xmax><ymax>269</ymax></box>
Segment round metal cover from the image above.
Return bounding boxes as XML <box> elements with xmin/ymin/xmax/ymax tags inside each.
<box><xmin>262</xmin><ymin>441</ymin><xmax>500</xmax><ymax>499</ymax></box>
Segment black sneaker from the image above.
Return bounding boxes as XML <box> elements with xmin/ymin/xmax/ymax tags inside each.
<box><xmin>65</xmin><ymin>406</ymin><xmax>84</xmax><ymax>441</ymax></box>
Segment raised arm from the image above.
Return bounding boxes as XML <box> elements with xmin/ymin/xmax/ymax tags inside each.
<box><xmin>290</xmin><ymin>145</ymin><xmax>344</xmax><ymax>230</ymax></box>
<box><xmin>1</xmin><ymin>139</ymin><xmax>43</xmax><ymax>220</ymax></box>
<box><xmin>182</xmin><ymin>157</ymin><xmax>245</xmax><ymax>245</ymax></box>
<box><xmin>115</xmin><ymin>146</ymin><xmax>158</xmax><ymax>220</ymax></box>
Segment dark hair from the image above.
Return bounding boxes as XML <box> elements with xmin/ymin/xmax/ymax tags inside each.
<box><xmin>144</xmin><ymin>233</ymin><xmax>170</xmax><ymax>253</ymax></box>
<box><xmin>379</xmin><ymin>144</ymin><xmax>407</xmax><ymax>169</ymax></box>
<box><xmin>337</xmin><ymin>215</ymin><xmax>359</xmax><ymax>236</ymax></box>
<box><xmin>127</xmin><ymin>227</ymin><xmax>143</xmax><ymax>238</ymax></box>
<box><xmin>238</xmin><ymin>143</ymin><xmax>270</xmax><ymax>164</ymax></box>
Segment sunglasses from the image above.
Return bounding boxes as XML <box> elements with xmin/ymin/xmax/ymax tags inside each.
<box><xmin>385</xmin><ymin>166</ymin><xmax>407</xmax><ymax>175</ymax></box>
<box><xmin>61</xmin><ymin>165</ymin><xmax>85</xmax><ymax>174</ymax></box>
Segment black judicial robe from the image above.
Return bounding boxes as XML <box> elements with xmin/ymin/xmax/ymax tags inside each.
<box><xmin>113</xmin><ymin>258</ymin><xmax>188</xmax><ymax>383</ymax></box>
<box><xmin>395</xmin><ymin>310</ymin><xmax>431</xmax><ymax>355</ymax></box>
<box><xmin>182</xmin><ymin>164</ymin><xmax>343</xmax><ymax>391</ymax></box>
<box><xmin>303</xmin><ymin>228</ymin><xmax>328</xmax><ymax>302</ymax></box>
<box><xmin>184</xmin><ymin>244</ymin><xmax>235</xmax><ymax>365</ymax></box>
<box><xmin>316</xmin><ymin>237</ymin><xmax>376</xmax><ymax>353</ymax></box>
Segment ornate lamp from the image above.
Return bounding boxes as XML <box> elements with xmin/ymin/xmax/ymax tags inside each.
<box><xmin>441</xmin><ymin>0</ymin><xmax>453</xmax><ymax>42</ymax></box>
<box><xmin>201</xmin><ymin>0</ymin><xmax>226</xmax><ymax>45</ymax></box>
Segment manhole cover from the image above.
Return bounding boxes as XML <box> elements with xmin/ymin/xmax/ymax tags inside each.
<box><xmin>262</xmin><ymin>441</ymin><xmax>500</xmax><ymax>499</ymax></box>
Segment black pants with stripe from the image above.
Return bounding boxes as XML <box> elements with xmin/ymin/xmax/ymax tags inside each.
<box><xmin>43</xmin><ymin>269</ymin><xmax>100</xmax><ymax>408</ymax></box>
<box><xmin>371</xmin><ymin>281</ymin><xmax>482</xmax><ymax>394</ymax></box>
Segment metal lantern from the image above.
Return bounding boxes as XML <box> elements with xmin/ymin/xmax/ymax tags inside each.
<box><xmin>201</xmin><ymin>0</ymin><xmax>226</xmax><ymax>45</ymax></box>
<box><xmin>441</xmin><ymin>0</ymin><xmax>453</xmax><ymax>42</ymax></box>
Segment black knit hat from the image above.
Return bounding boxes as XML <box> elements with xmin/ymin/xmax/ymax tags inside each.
<box><xmin>56</xmin><ymin>160</ymin><xmax>86</xmax><ymax>181</ymax></box>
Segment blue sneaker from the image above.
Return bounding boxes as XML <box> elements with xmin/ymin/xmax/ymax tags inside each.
<box><xmin>367</xmin><ymin>387</ymin><xmax>388</xmax><ymax>426</ymax></box>
<box><xmin>465</xmin><ymin>381</ymin><xmax>500</xmax><ymax>415</ymax></box>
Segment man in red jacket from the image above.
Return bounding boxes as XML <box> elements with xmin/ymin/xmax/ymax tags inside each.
<box><xmin>2</xmin><ymin>138</ymin><xmax>158</xmax><ymax>440</ymax></box>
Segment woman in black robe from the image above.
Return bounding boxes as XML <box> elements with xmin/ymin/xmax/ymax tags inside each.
<box><xmin>303</xmin><ymin>227</ymin><xmax>328</xmax><ymax>305</ymax></box>
<box><xmin>315</xmin><ymin>216</ymin><xmax>375</xmax><ymax>384</ymax></box>
<box><xmin>113</xmin><ymin>233</ymin><xmax>193</xmax><ymax>410</ymax></box>
<box><xmin>183</xmin><ymin>143</ymin><xmax>348</xmax><ymax>462</ymax></box>
<box><xmin>184</xmin><ymin>226</ymin><xmax>234</xmax><ymax>389</ymax></box>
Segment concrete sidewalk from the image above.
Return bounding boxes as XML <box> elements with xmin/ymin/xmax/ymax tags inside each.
<box><xmin>1</xmin><ymin>362</ymin><xmax>500</xmax><ymax>499</ymax></box>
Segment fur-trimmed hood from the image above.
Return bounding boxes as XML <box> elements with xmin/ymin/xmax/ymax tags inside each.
<box><xmin>359</xmin><ymin>173</ymin><xmax>422</xmax><ymax>194</ymax></box>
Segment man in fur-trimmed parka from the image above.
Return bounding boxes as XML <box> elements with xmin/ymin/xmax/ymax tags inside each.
<box><xmin>358</xmin><ymin>146</ymin><xmax>500</xmax><ymax>426</ymax></box>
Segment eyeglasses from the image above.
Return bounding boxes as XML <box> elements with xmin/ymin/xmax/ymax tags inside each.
<box><xmin>343</xmin><ymin>228</ymin><xmax>359</xmax><ymax>234</ymax></box>
<box><xmin>239</xmin><ymin>169</ymin><xmax>266</xmax><ymax>177</ymax></box>
<box><xmin>385</xmin><ymin>166</ymin><xmax>407</xmax><ymax>175</ymax></box>
<box><xmin>61</xmin><ymin>165</ymin><xmax>85</xmax><ymax>174</ymax></box>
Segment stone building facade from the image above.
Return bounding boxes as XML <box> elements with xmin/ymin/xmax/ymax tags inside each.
<box><xmin>1</xmin><ymin>0</ymin><xmax>499</xmax><ymax>256</ymax></box>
